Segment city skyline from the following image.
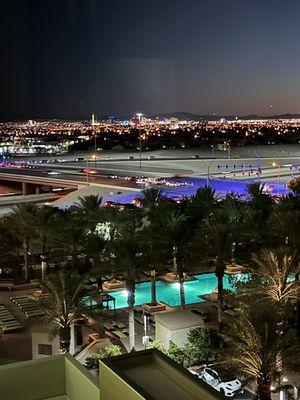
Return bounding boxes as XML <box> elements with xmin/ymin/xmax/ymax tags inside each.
<box><xmin>2</xmin><ymin>0</ymin><xmax>300</xmax><ymax>120</ymax></box>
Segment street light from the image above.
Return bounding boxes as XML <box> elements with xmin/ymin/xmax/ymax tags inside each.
<box><xmin>205</xmin><ymin>159</ymin><xmax>215</xmax><ymax>187</ymax></box>
<box><xmin>272</xmin><ymin>162</ymin><xmax>281</xmax><ymax>196</ymax></box>
<box><xmin>136</xmin><ymin>113</ymin><xmax>143</xmax><ymax>169</ymax></box>
<box><xmin>92</xmin><ymin>154</ymin><xmax>97</xmax><ymax>167</ymax></box>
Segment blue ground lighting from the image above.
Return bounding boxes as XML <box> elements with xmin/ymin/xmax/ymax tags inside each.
<box><xmin>102</xmin><ymin>177</ymin><xmax>288</xmax><ymax>205</ymax></box>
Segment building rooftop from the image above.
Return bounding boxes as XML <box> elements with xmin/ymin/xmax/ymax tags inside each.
<box><xmin>155</xmin><ymin>310</ymin><xmax>204</xmax><ymax>330</ymax></box>
<box><xmin>100</xmin><ymin>349</ymin><xmax>223</xmax><ymax>400</ymax></box>
<box><xmin>0</xmin><ymin>354</ymin><xmax>99</xmax><ymax>400</ymax></box>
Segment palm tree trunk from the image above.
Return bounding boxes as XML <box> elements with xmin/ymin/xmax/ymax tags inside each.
<box><xmin>59</xmin><ymin>326</ymin><xmax>71</xmax><ymax>354</ymax></box>
<box><xmin>97</xmin><ymin>277</ymin><xmax>105</xmax><ymax>337</ymax></box>
<box><xmin>179</xmin><ymin>272</ymin><xmax>185</xmax><ymax>307</ymax></box>
<box><xmin>216</xmin><ymin>265</ymin><xmax>225</xmax><ymax>324</ymax></box>
<box><xmin>127</xmin><ymin>288</ymin><xmax>135</xmax><ymax>351</ymax></box>
<box><xmin>295</xmin><ymin>272</ymin><xmax>300</xmax><ymax>336</ymax></box>
<box><xmin>128</xmin><ymin>307</ymin><xmax>135</xmax><ymax>351</ymax></box>
<box><xmin>23</xmin><ymin>239</ymin><xmax>29</xmax><ymax>281</ymax></box>
<box><xmin>172</xmin><ymin>245</ymin><xmax>178</xmax><ymax>274</ymax></box>
<box><xmin>256</xmin><ymin>377</ymin><xmax>272</xmax><ymax>400</ymax></box>
<box><xmin>41</xmin><ymin>255</ymin><xmax>47</xmax><ymax>281</ymax></box>
<box><xmin>150</xmin><ymin>270</ymin><xmax>157</xmax><ymax>306</ymax></box>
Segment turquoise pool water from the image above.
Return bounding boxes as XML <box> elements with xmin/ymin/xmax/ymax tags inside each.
<box><xmin>108</xmin><ymin>273</ymin><xmax>232</xmax><ymax>309</ymax></box>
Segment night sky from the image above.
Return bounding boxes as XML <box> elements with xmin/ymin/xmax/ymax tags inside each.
<box><xmin>1</xmin><ymin>0</ymin><xmax>300</xmax><ymax>120</ymax></box>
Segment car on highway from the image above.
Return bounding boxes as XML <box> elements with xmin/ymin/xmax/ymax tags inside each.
<box><xmin>128</xmin><ymin>156</ymin><xmax>134</xmax><ymax>160</ymax></box>
<box><xmin>192</xmin><ymin>155</ymin><xmax>200</xmax><ymax>159</ymax></box>
<box><xmin>198</xmin><ymin>367</ymin><xmax>243</xmax><ymax>397</ymax></box>
<box><xmin>47</xmin><ymin>171</ymin><xmax>60</xmax><ymax>175</ymax></box>
<box><xmin>147</xmin><ymin>155</ymin><xmax>155</xmax><ymax>159</ymax></box>
<box><xmin>80</xmin><ymin>168</ymin><xmax>100</xmax><ymax>175</ymax></box>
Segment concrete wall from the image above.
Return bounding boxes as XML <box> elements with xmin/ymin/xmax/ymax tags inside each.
<box><xmin>100</xmin><ymin>362</ymin><xmax>145</xmax><ymax>400</ymax></box>
<box><xmin>31</xmin><ymin>330</ymin><xmax>60</xmax><ymax>359</ymax></box>
<box><xmin>0</xmin><ymin>356</ymin><xmax>65</xmax><ymax>400</ymax></box>
<box><xmin>65</xmin><ymin>356</ymin><xmax>99</xmax><ymax>400</ymax></box>
<box><xmin>156</xmin><ymin>321</ymin><xmax>172</xmax><ymax>349</ymax></box>
<box><xmin>0</xmin><ymin>355</ymin><xmax>99</xmax><ymax>400</ymax></box>
<box><xmin>156</xmin><ymin>322</ymin><xmax>202</xmax><ymax>349</ymax></box>
<box><xmin>31</xmin><ymin>325</ymin><xmax>76</xmax><ymax>359</ymax></box>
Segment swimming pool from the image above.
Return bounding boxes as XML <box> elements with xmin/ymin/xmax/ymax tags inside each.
<box><xmin>107</xmin><ymin>273</ymin><xmax>232</xmax><ymax>309</ymax></box>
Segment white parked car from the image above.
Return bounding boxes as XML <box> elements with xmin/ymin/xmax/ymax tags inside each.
<box><xmin>199</xmin><ymin>367</ymin><xmax>243</xmax><ymax>397</ymax></box>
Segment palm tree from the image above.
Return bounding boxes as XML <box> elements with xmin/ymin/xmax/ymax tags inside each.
<box><xmin>109</xmin><ymin>230</ymin><xmax>145</xmax><ymax>351</ymax></box>
<box><xmin>33</xmin><ymin>205</ymin><xmax>57</xmax><ymax>280</ymax></box>
<box><xmin>35</xmin><ymin>270</ymin><xmax>93</xmax><ymax>354</ymax></box>
<box><xmin>192</xmin><ymin>217</ymin><xmax>234</xmax><ymax>323</ymax></box>
<box><xmin>139</xmin><ymin>187</ymin><xmax>163</xmax><ymax>222</ymax></box>
<box><xmin>75</xmin><ymin>194</ymin><xmax>103</xmax><ymax>232</ymax></box>
<box><xmin>99</xmin><ymin>206</ymin><xmax>133</xmax><ymax>240</ymax></box>
<box><xmin>0</xmin><ymin>219</ymin><xmax>21</xmax><ymax>278</ymax></box>
<box><xmin>249</xmin><ymin>250</ymin><xmax>299</xmax><ymax>307</ymax></box>
<box><xmin>157</xmin><ymin>210</ymin><xmax>191</xmax><ymax>307</ymax></box>
<box><xmin>142</xmin><ymin>225</ymin><xmax>166</xmax><ymax>306</ymax></box>
<box><xmin>85</xmin><ymin>233</ymin><xmax>108</xmax><ymax>336</ymax></box>
<box><xmin>219</xmin><ymin>304</ymin><xmax>299</xmax><ymax>400</ymax></box>
<box><xmin>186</xmin><ymin>186</ymin><xmax>216</xmax><ymax>227</ymax></box>
<box><xmin>9</xmin><ymin>203</ymin><xmax>38</xmax><ymax>280</ymax></box>
<box><xmin>49</xmin><ymin>210</ymin><xmax>88</xmax><ymax>268</ymax></box>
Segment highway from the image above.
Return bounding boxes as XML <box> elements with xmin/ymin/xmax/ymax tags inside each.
<box><xmin>4</xmin><ymin>145</ymin><xmax>300</xmax><ymax>188</ymax></box>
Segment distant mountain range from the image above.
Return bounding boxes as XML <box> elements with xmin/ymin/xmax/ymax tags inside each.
<box><xmin>149</xmin><ymin>112</ymin><xmax>300</xmax><ymax>121</ymax></box>
<box><xmin>2</xmin><ymin>110</ymin><xmax>300</xmax><ymax>122</ymax></box>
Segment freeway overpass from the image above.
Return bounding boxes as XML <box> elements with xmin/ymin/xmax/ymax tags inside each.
<box><xmin>0</xmin><ymin>170</ymin><xmax>84</xmax><ymax>195</ymax></box>
<box><xmin>0</xmin><ymin>169</ymin><xmax>140</xmax><ymax>198</ymax></box>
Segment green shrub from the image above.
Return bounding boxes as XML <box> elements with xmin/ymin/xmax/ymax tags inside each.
<box><xmin>85</xmin><ymin>344</ymin><xmax>122</xmax><ymax>369</ymax></box>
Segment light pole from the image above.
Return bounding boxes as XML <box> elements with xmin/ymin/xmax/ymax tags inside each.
<box><xmin>205</xmin><ymin>159</ymin><xmax>215</xmax><ymax>187</ymax></box>
<box><xmin>227</xmin><ymin>142</ymin><xmax>231</xmax><ymax>159</ymax></box>
<box><xmin>272</xmin><ymin>162</ymin><xmax>281</xmax><ymax>196</ymax></box>
<box><xmin>136</xmin><ymin>113</ymin><xmax>143</xmax><ymax>169</ymax></box>
<box><xmin>254</xmin><ymin>150</ymin><xmax>261</xmax><ymax>183</ymax></box>
<box><xmin>94</xmin><ymin>134</ymin><xmax>97</xmax><ymax>163</ymax></box>
<box><xmin>86</xmin><ymin>160</ymin><xmax>89</xmax><ymax>183</ymax></box>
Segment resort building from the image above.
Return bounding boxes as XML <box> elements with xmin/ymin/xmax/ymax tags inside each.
<box><xmin>0</xmin><ymin>349</ymin><xmax>223</xmax><ymax>400</ymax></box>
<box><xmin>155</xmin><ymin>310</ymin><xmax>205</xmax><ymax>349</ymax></box>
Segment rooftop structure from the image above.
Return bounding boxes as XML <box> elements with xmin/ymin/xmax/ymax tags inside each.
<box><xmin>0</xmin><ymin>354</ymin><xmax>99</xmax><ymax>400</ymax></box>
<box><xmin>100</xmin><ymin>349</ymin><xmax>223</xmax><ymax>400</ymax></box>
<box><xmin>155</xmin><ymin>310</ymin><xmax>204</xmax><ymax>349</ymax></box>
<box><xmin>0</xmin><ymin>350</ymin><xmax>223</xmax><ymax>400</ymax></box>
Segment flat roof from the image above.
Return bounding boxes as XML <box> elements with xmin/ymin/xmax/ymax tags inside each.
<box><xmin>101</xmin><ymin>349</ymin><xmax>223</xmax><ymax>400</ymax></box>
<box><xmin>155</xmin><ymin>310</ymin><xmax>203</xmax><ymax>330</ymax></box>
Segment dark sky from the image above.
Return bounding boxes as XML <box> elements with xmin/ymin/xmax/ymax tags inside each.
<box><xmin>1</xmin><ymin>0</ymin><xmax>300</xmax><ymax>120</ymax></box>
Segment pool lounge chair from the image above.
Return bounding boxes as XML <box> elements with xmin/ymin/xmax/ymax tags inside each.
<box><xmin>0</xmin><ymin>313</ymin><xmax>12</xmax><ymax>318</ymax></box>
<box><xmin>112</xmin><ymin>321</ymin><xmax>126</xmax><ymax>329</ymax></box>
<box><xmin>0</xmin><ymin>309</ymin><xmax>11</xmax><ymax>314</ymax></box>
<box><xmin>0</xmin><ymin>315</ymin><xmax>15</xmax><ymax>321</ymax></box>
<box><xmin>104</xmin><ymin>322</ymin><xmax>115</xmax><ymax>331</ymax></box>
<box><xmin>13</xmin><ymin>299</ymin><xmax>32</xmax><ymax>305</ymax></box>
<box><xmin>1</xmin><ymin>324</ymin><xmax>22</xmax><ymax>333</ymax></box>
<box><xmin>10</xmin><ymin>295</ymin><xmax>29</xmax><ymax>301</ymax></box>
<box><xmin>134</xmin><ymin>314</ymin><xmax>144</xmax><ymax>325</ymax></box>
<box><xmin>112</xmin><ymin>330</ymin><xmax>127</xmax><ymax>339</ymax></box>
<box><xmin>25</xmin><ymin>310</ymin><xmax>44</xmax><ymax>318</ymax></box>
<box><xmin>0</xmin><ymin>319</ymin><xmax>19</xmax><ymax>325</ymax></box>
<box><xmin>19</xmin><ymin>304</ymin><xmax>39</xmax><ymax>312</ymax></box>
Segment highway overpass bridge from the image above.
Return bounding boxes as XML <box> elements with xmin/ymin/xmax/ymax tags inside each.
<box><xmin>0</xmin><ymin>171</ymin><xmax>84</xmax><ymax>195</ymax></box>
<box><xmin>0</xmin><ymin>169</ymin><xmax>139</xmax><ymax>197</ymax></box>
